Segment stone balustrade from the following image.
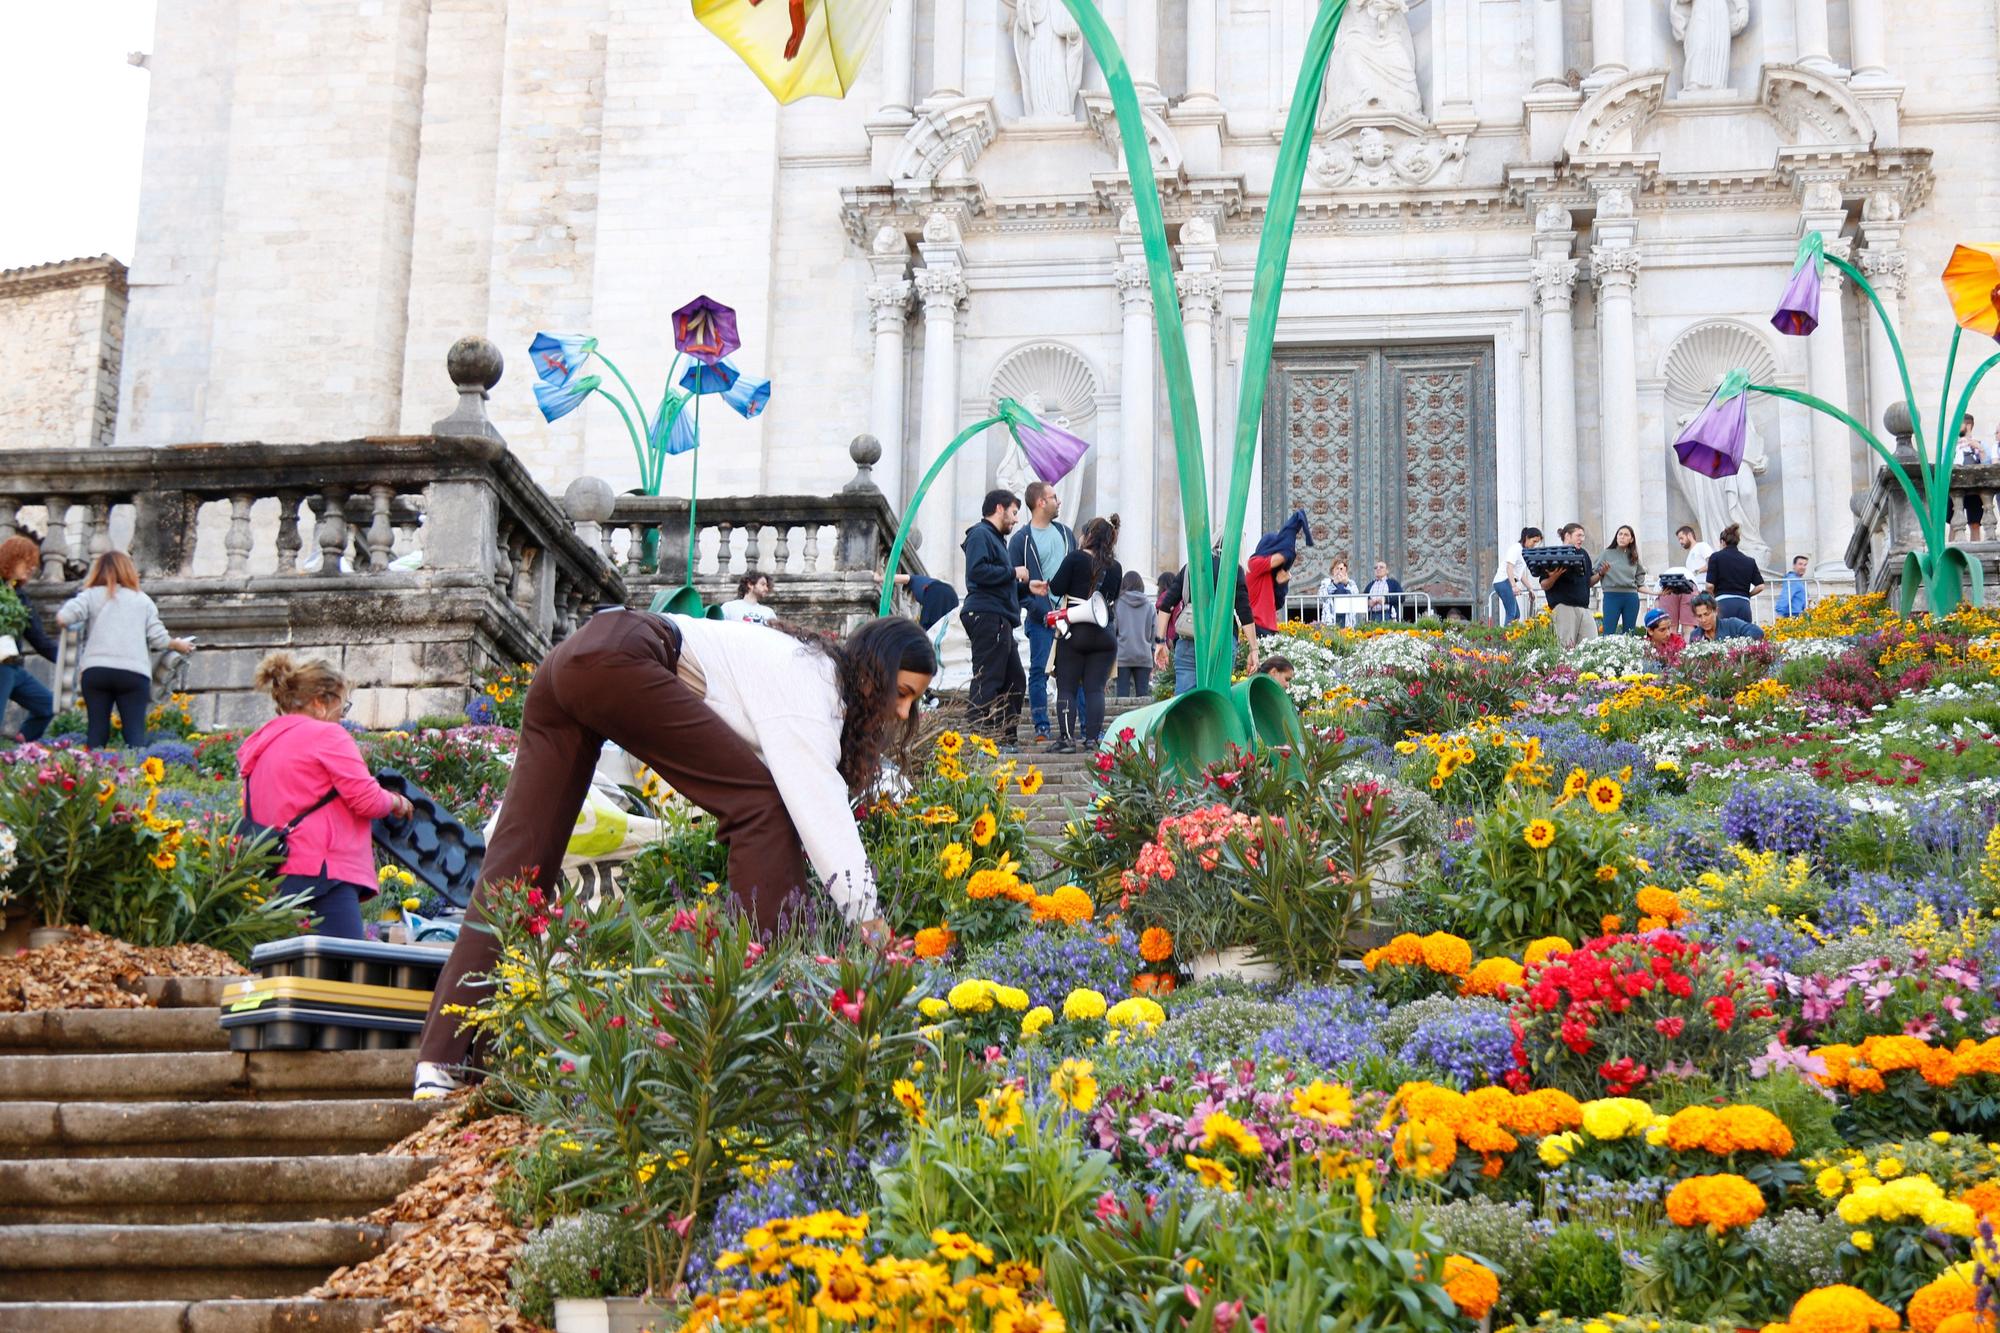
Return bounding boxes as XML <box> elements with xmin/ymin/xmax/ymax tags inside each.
<box><xmin>1846</xmin><ymin>401</ymin><xmax>2000</xmax><ymax>604</ymax></box>
<box><xmin>596</xmin><ymin>435</ymin><xmax>929</xmax><ymax>631</ymax></box>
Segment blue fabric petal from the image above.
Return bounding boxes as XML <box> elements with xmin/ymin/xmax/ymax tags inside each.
<box><xmin>528</xmin><ymin>333</ymin><xmax>594</xmax><ymax>388</ymax></box>
<box><xmin>723</xmin><ymin>371</ymin><xmax>771</xmax><ymax>419</ymax></box>
<box><xmin>680</xmin><ymin>359</ymin><xmax>741</xmax><ymax>396</ymax></box>
<box><xmin>534</xmin><ymin>374</ymin><xmax>597</xmax><ymax>423</ymax></box>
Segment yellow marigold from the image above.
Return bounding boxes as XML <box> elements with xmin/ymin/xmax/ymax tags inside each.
<box><xmin>1665</xmin><ymin>1173</ymin><xmax>1767</xmax><ymax>1233</ymax></box>
<box><xmin>1184</xmin><ymin>1154</ymin><xmax>1238</xmax><ymax>1190</ymax></box>
<box><xmin>1580</xmin><ymin>1097</ymin><xmax>1655</xmax><ymax>1141</ymax></box>
<box><xmin>1524</xmin><ymin>818</ymin><xmax>1557</xmax><ymax>850</ymax></box>
<box><xmin>1540</xmin><ymin>1130</ymin><xmax>1582</xmax><ymax>1167</ymax></box>
<box><xmin>1139</xmin><ymin>926</ymin><xmax>1175</xmax><ymax>963</ymax></box>
<box><xmin>1105</xmin><ymin>996</ymin><xmax>1166</xmax><ymax>1031</ymax></box>
<box><xmin>913</xmin><ymin>926</ymin><xmax>957</xmax><ymax>960</ymax></box>
<box><xmin>1062</xmin><ymin>988</ymin><xmax>1108</xmax><ymax>1021</ymax></box>
<box><xmin>966</xmin><ymin>867</ymin><xmax>1018</xmax><ymax>901</ymax></box>
<box><xmin>1391</xmin><ymin>1117</ymin><xmax>1457</xmax><ymax>1178</ymax></box>
<box><xmin>1418</xmin><ymin>931</ymin><xmax>1474</xmax><ymax>977</ymax></box>
<box><xmin>918</xmin><ymin>997</ymin><xmax>950</xmax><ymax>1020</ymax></box>
<box><xmin>1587</xmin><ymin>776</ymin><xmax>1624</xmax><ymax>813</ymax></box>
<box><xmin>1442</xmin><ymin>1255</ymin><xmax>1501</xmax><ymax>1321</ymax></box>
<box><xmin>1020</xmin><ymin>1006</ymin><xmax>1054</xmax><ymax>1037</ymax></box>
<box><xmin>1461</xmin><ymin>956</ymin><xmax>1527</xmax><ymax>998</ymax></box>
<box><xmin>1201</xmin><ymin>1112</ymin><xmax>1264</xmax><ymax>1158</ymax></box>
<box><xmin>948</xmin><ymin>980</ymin><xmax>996</xmax><ymax>1013</ymax></box>
<box><xmin>1788</xmin><ymin>1286</ymin><xmax>1900</xmax><ymax>1333</ymax></box>
<box><xmin>991</xmin><ymin>985</ymin><xmax>1030</xmax><ymax>1012</ymax></box>
<box><xmin>1524</xmin><ymin>936</ymin><xmax>1573</xmax><ymax>967</ymax></box>
<box><xmin>1291</xmin><ymin>1080</ymin><xmax>1354</xmax><ymax>1128</ymax></box>
<box><xmin>1910</xmin><ymin>1273</ymin><xmax>1978</xmax><ymax>1333</ymax></box>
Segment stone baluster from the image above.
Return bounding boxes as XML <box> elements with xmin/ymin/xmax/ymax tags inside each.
<box><xmin>316</xmin><ymin>486</ymin><xmax>349</xmax><ymax>577</ymax></box>
<box><xmin>225</xmin><ymin>493</ymin><xmax>255</xmax><ymax>576</ymax></box>
<box><xmin>40</xmin><ymin>498</ymin><xmax>69</xmax><ymax>579</ymax></box>
<box><xmin>493</xmin><ymin>523</ymin><xmax>515</xmax><ymax>597</ymax></box>
<box><xmin>86</xmin><ymin>501</ymin><xmax>112</xmax><ymax>561</ymax></box>
<box><xmin>511</xmin><ymin>539</ymin><xmax>537</xmax><ymax>613</ymax></box>
<box><xmin>367</xmin><ymin>485</ymin><xmax>396</xmax><ymax>571</ymax></box>
<box><xmin>0</xmin><ymin>498</ymin><xmax>16</xmax><ymax>543</ymax></box>
<box><xmin>773</xmin><ymin>523</ymin><xmax>793</xmax><ymax>575</ymax></box>
<box><xmin>275</xmin><ymin>491</ymin><xmax>304</xmax><ymax>573</ymax></box>
<box><xmin>744</xmin><ymin>523</ymin><xmax>763</xmax><ymax>574</ymax></box>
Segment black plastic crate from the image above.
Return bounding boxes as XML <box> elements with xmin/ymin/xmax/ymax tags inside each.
<box><xmin>249</xmin><ymin>936</ymin><xmax>452</xmax><ymax>992</ymax></box>
<box><xmin>220</xmin><ymin>1003</ymin><xmax>425</xmax><ymax>1052</ymax></box>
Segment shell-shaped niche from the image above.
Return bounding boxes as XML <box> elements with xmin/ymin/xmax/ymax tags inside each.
<box><xmin>1662</xmin><ymin>320</ymin><xmax>1779</xmax><ymax>405</ymax></box>
<box><xmin>989</xmin><ymin>342</ymin><xmax>1101</xmax><ymax>428</ymax></box>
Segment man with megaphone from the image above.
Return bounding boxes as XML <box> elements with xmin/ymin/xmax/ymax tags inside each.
<box><xmin>1043</xmin><ymin>515</ymin><xmax>1123</xmax><ymax>752</ymax></box>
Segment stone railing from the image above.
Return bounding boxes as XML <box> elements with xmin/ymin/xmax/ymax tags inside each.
<box><xmin>1846</xmin><ymin>401</ymin><xmax>2000</xmax><ymax>601</ymax></box>
<box><xmin>0</xmin><ymin>339</ymin><xmax>625</xmax><ymax>728</ymax></box>
<box><xmin>592</xmin><ymin>435</ymin><xmax>929</xmax><ymax>631</ymax></box>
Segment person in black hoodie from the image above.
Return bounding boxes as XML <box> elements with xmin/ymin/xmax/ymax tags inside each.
<box><xmin>960</xmin><ymin>489</ymin><xmax>1027</xmax><ymax>741</ymax></box>
<box><xmin>0</xmin><ymin>535</ymin><xmax>57</xmax><ymax>743</ymax></box>
<box><xmin>1046</xmin><ymin>515</ymin><xmax>1122</xmax><ymax>751</ymax></box>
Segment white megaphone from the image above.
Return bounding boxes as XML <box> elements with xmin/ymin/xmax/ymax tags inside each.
<box><xmin>1045</xmin><ymin>592</ymin><xmax>1110</xmax><ymax>639</ymax></box>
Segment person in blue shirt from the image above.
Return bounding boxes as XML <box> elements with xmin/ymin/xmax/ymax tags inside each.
<box><xmin>1689</xmin><ymin>593</ymin><xmax>1764</xmax><ymax>642</ymax></box>
<box><xmin>1775</xmin><ymin>554</ymin><xmax>1809</xmax><ymax>619</ymax></box>
<box><xmin>1005</xmin><ymin>481</ymin><xmax>1078</xmax><ymax>745</ymax></box>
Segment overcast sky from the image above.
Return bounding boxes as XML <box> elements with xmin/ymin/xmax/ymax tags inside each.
<box><xmin>0</xmin><ymin>1</ymin><xmax>158</xmax><ymax>272</ymax></box>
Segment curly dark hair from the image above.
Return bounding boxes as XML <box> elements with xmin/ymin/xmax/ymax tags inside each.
<box><xmin>777</xmin><ymin>616</ymin><xmax>937</xmax><ymax>796</ymax></box>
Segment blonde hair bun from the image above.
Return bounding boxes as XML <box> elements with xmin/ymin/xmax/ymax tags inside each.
<box><xmin>253</xmin><ymin>651</ymin><xmax>349</xmax><ymax>715</ymax></box>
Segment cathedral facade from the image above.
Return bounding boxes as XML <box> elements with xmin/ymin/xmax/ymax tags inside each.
<box><xmin>115</xmin><ymin>0</ymin><xmax>2000</xmax><ymax>603</ymax></box>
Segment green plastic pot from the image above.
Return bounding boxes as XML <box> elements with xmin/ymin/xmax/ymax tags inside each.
<box><xmin>1232</xmin><ymin>674</ymin><xmax>1307</xmax><ymax>774</ymax></box>
<box><xmin>649</xmin><ymin>584</ymin><xmax>705</xmax><ymax>617</ymax></box>
<box><xmin>1105</xmin><ymin>687</ymin><xmax>1249</xmax><ymax>776</ymax></box>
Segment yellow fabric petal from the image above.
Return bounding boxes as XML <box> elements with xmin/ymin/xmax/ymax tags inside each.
<box><xmin>693</xmin><ymin>0</ymin><xmax>894</xmax><ymax>103</ymax></box>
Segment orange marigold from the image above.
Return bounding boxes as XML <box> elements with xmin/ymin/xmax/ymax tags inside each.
<box><xmin>1665</xmin><ymin>1173</ymin><xmax>1767</xmax><ymax>1233</ymax></box>
<box><xmin>1391</xmin><ymin>1117</ymin><xmax>1457</xmax><ymax>1178</ymax></box>
<box><xmin>1788</xmin><ymin>1286</ymin><xmax>1900</xmax><ymax>1333</ymax></box>
<box><xmin>1363</xmin><ymin>933</ymin><xmax>1426</xmax><ymax>972</ymax></box>
<box><xmin>1909</xmin><ymin>1274</ymin><xmax>1978</xmax><ymax>1333</ymax></box>
<box><xmin>913</xmin><ymin>926</ymin><xmax>957</xmax><ymax>960</ymax></box>
<box><xmin>1419</xmin><ymin>932</ymin><xmax>1474</xmax><ymax>977</ymax></box>
<box><xmin>1441</xmin><ymin>1255</ymin><xmax>1500</xmax><ymax>1321</ymax></box>
<box><xmin>1461</xmin><ymin>956</ymin><xmax>1528</xmax><ymax>998</ymax></box>
<box><xmin>1935</xmin><ymin>1314</ymin><xmax>1991</xmax><ymax>1333</ymax></box>
<box><xmin>1862</xmin><ymin>1034</ymin><xmax>1935</xmax><ymax>1073</ymax></box>
<box><xmin>1960</xmin><ymin>1181</ymin><xmax>2000</xmax><ymax>1218</ymax></box>
<box><xmin>1139</xmin><ymin>927</ymin><xmax>1175</xmax><ymax>963</ymax></box>
<box><xmin>1956</xmin><ymin>1038</ymin><xmax>2000</xmax><ymax>1077</ymax></box>
<box><xmin>1505</xmin><ymin>1088</ymin><xmax>1585</xmax><ymax>1137</ymax></box>
<box><xmin>1663</xmin><ymin>1104</ymin><xmax>1793</xmax><ymax>1157</ymax></box>
<box><xmin>1635</xmin><ymin>885</ymin><xmax>1690</xmax><ymax>925</ymax></box>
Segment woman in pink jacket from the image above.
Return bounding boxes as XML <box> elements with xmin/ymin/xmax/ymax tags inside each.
<box><xmin>237</xmin><ymin>653</ymin><xmax>414</xmax><ymax>938</ymax></box>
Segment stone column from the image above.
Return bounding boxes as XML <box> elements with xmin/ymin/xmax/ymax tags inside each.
<box><xmin>931</xmin><ymin>0</ymin><xmax>965</xmax><ymax>100</ymax></box>
<box><xmin>1808</xmin><ymin>245</ymin><xmax>1856</xmax><ymax>567</ymax></box>
<box><xmin>1794</xmin><ymin>0</ymin><xmax>1835</xmax><ymax>71</ymax></box>
<box><xmin>1184</xmin><ymin>0</ymin><xmax>1218</xmax><ymax>102</ymax></box>
<box><xmin>867</xmin><ymin>279</ymin><xmax>914</xmax><ymax>509</ymax></box>
<box><xmin>1116</xmin><ymin>258</ymin><xmax>1159</xmax><ymax>582</ymax></box>
<box><xmin>1849</xmin><ymin>0</ymin><xmax>1888</xmax><ymax>79</ymax></box>
<box><xmin>1177</xmin><ymin>215</ymin><xmax>1223</xmax><ymax>535</ymax></box>
<box><xmin>1532</xmin><ymin>0</ymin><xmax>1567</xmax><ymax>88</ymax></box>
<box><xmin>1128</xmin><ymin>0</ymin><xmax>1160</xmax><ymax>94</ymax></box>
<box><xmin>1592</xmin><ymin>243</ymin><xmax>1644</xmax><ymax>546</ymax></box>
<box><xmin>881</xmin><ymin>0</ymin><xmax>915</xmax><ymax>114</ymax></box>
<box><xmin>1532</xmin><ymin>251</ymin><xmax>1580</xmax><ymax>527</ymax></box>
<box><xmin>1586</xmin><ymin>0</ymin><xmax>1627</xmax><ymax>89</ymax></box>
<box><xmin>1858</xmin><ymin>193</ymin><xmax>1909</xmax><ymax>449</ymax></box>
<box><xmin>1433</xmin><ymin>0</ymin><xmax>1476</xmax><ymax>124</ymax></box>
<box><xmin>914</xmin><ymin>258</ymin><xmax>968</xmax><ymax>586</ymax></box>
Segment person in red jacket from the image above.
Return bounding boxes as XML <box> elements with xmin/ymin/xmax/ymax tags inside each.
<box><xmin>237</xmin><ymin>653</ymin><xmax>413</xmax><ymax>938</ymax></box>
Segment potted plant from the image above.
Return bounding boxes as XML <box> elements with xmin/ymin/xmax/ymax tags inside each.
<box><xmin>509</xmin><ymin>1213</ymin><xmax>664</xmax><ymax>1333</ymax></box>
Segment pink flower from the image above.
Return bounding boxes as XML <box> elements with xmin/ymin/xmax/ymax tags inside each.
<box><xmin>667</xmin><ymin>909</ymin><xmax>699</xmax><ymax>934</ymax></box>
<box><xmin>1094</xmin><ymin>1193</ymin><xmax>1126</xmax><ymax>1223</ymax></box>
<box><xmin>831</xmin><ymin>988</ymin><xmax>865</xmax><ymax>1024</ymax></box>
<box><xmin>526</xmin><ymin>916</ymin><xmax>549</xmax><ymax>937</ymax></box>
<box><xmin>559</xmin><ymin>1060</ymin><xmax>576</xmax><ymax>1073</ymax></box>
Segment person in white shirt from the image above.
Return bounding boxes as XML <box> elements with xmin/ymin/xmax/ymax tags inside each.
<box><xmin>1492</xmin><ymin>527</ymin><xmax>1537</xmax><ymax>625</ymax></box>
<box><xmin>718</xmin><ymin>573</ymin><xmax>777</xmax><ymax>624</ymax></box>
<box><xmin>412</xmin><ymin>610</ymin><xmax>934</xmax><ymax>1098</ymax></box>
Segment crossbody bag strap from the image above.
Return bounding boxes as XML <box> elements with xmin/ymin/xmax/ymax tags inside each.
<box><xmin>280</xmin><ymin>788</ymin><xmax>341</xmax><ymax>835</ymax></box>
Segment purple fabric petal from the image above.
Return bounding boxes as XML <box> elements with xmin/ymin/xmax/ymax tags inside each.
<box><xmin>1014</xmin><ymin>418</ymin><xmax>1091</xmax><ymax>484</ymax></box>
<box><xmin>1673</xmin><ymin>385</ymin><xmax>1749</xmax><ymax>479</ymax></box>
<box><xmin>1771</xmin><ymin>258</ymin><xmax>1822</xmax><ymax>337</ymax></box>
<box><xmin>672</xmin><ymin>296</ymin><xmax>741</xmax><ymax>365</ymax></box>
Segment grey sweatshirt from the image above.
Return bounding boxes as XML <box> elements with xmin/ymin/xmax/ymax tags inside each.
<box><xmin>56</xmin><ymin>586</ymin><xmax>171</xmax><ymax>678</ymax></box>
<box><xmin>1598</xmin><ymin>547</ymin><xmax>1647</xmax><ymax>592</ymax></box>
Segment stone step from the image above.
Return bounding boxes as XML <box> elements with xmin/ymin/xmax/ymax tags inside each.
<box><xmin>142</xmin><ymin>977</ymin><xmax>237</xmax><ymax>1010</ymax></box>
<box><xmin>0</xmin><ymin>1008</ymin><xmax>230</xmax><ymax>1055</ymax></box>
<box><xmin>0</xmin><ymin>1154</ymin><xmax>434</xmax><ymax>1225</ymax></box>
<box><xmin>0</xmin><ymin>1296</ymin><xmax>393</xmax><ymax>1333</ymax></box>
<box><xmin>0</xmin><ymin>1050</ymin><xmax>417</xmax><ymax>1104</ymax></box>
<box><xmin>0</xmin><ymin>1098</ymin><xmax>439</xmax><ymax>1160</ymax></box>
<box><xmin>0</xmin><ymin>1221</ymin><xmax>396</xmax><ymax>1302</ymax></box>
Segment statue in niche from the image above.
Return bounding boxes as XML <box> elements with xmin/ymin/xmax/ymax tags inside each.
<box><xmin>996</xmin><ymin>392</ymin><xmax>1088</xmax><ymax>518</ymax></box>
<box><xmin>1673</xmin><ymin>402</ymin><xmax>1772</xmax><ymax>567</ymax></box>
<box><xmin>1323</xmin><ymin>0</ymin><xmax>1426</xmax><ymax>123</ymax></box>
<box><xmin>1670</xmin><ymin>0</ymin><xmax>1750</xmax><ymax>92</ymax></box>
<box><xmin>1005</xmin><ymin>0</ymin><xmax>1084</xmax><ymax>121</ymax></box>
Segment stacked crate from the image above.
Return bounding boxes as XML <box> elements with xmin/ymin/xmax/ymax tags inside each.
<box><xmin>218</xmin><ymin>937</ymin><xmax>452</xmax><ymax>1052</ymax></box>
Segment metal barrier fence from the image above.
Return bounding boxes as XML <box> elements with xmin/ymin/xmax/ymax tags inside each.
<box><xmin>1281</xmin><ymin>589</ymin><xmax>1435</xmax><ymax>625</ymax></box>
<box><xmin>1480</xmin><ymin>578</ymin><xmax>1832</xmax><ymax>627</ymax></box>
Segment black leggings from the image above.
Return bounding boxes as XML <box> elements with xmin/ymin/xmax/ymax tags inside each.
<box><xmin>1055</xmin><ymin>632</ymin><xmax>1116</xmax><ymax>744</ymax></box>
<box><xmin>80</xmin><ymin>667</ymin><xmax>151</xmax><ymax>749</ymax></box>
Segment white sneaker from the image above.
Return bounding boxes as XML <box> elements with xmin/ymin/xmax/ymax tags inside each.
<box><xmin>412</xmin><ymin>1061</ymin><xmax>463</xmax><ymax>1101</ymax></box>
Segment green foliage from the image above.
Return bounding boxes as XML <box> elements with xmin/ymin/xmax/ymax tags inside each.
<box><xmin>1530</xmin><ymin>1223</ymin><xmax>1627</xmax><ymax>1318</ymax></box>
<box><xmin>508</xmin><ymin>1212</ymin><xmax>650</xmax><ymax>1323</ymax></box>
<box><xmin>1425</xmin><ymin>1197</ymin><xmax>1545</xmax><ymax>1323</ymax></box>
<box><xmin>1741</xmin><ymin>1211</ymin><xmax>1850</xmax><ymax>1314</ymax></box>
<box><xmin>1443</xmin><ymin>788</ymin><xmax>1642</xmax><ymax>952</ymax></box>
<box><xmin>363</xmin><ymin>727</ymin><xmax>512</xmax><ymax>827</ymax></box>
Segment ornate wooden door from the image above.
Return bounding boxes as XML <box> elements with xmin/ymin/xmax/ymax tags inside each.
<box><xmin>1263</xmin><ymin>343</ymin><xmax>1496</xmax><ymax>613</ymax></box>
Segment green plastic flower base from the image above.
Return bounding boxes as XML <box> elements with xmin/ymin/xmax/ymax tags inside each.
<box><xmin>649</xmin><ymin>584</ymin><xmax>706</xmax><ymax>617</ymax></box>
<box><xmin>1105</xmin><ymin>688</ymin><xmax>1250</xmax><ymax>777</ymax></box>
<box><xmin>1231</xmin><ymin>675</ymin><xmax>1307</xmax><ymax>771</ymax></box>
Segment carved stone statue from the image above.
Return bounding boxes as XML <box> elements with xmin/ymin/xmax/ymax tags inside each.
<box><xmin>1674</xmin><ymin>404</ymin><xmax>1772</xmax><ymax>567</ymax></box>
<box><xmin>1006</xmin><ymin>0</ymin><xmax>1084</xmax><ymax>121</ymax></box>
<box><xmin>1670</xmin><ymin>0</ymin><xmax>1750</xmax><ymax>92</ymax></box>
<box><xmin>1323</xmin><ymin>0</ymin><xmax>1426</xmax><ymax>122</ymax></box>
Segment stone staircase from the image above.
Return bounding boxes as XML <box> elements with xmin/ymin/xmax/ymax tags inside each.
<box><xmin>0</xmin><ymin>981</ymin><xmax>434</xmax><ymax>1332</ymax></box>
<box><xmin>1000</xmin><ymin>694</ymin><xmax>1149</xmax><ymax>842</ymax></box>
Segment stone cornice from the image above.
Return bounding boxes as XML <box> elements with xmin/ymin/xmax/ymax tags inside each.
<box><xmin>0</xmin><ymin>255</ymin><xmax>128</xmax><ymax>301</ymax></box>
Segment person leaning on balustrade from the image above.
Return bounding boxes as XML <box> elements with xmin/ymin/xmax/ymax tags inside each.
<box><xmin>55</xmin><ymin>552</ymin><xmax>194</xmax><ymax>749</ymax></box>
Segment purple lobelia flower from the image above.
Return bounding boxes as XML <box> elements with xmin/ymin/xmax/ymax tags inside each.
<box><xmin>1772</xmin><ymin>231</ymin><xmax>1826</xmax><ymax>337</ymax></box>
<box><xmin>1674</xmin><ymin>370</ymin><xmax>1753</xmax><ymax>479</ymax></box>
<box><xmin>672</xmin><ymin>295</ymin><xmax>740</xmax><ymax>365</ymax></box>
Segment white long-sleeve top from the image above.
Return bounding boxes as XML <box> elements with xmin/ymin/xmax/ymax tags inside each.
<box><xmin>666</xmin><ymin>615</ymin><xmax>875</xmax><ymax>923</ymax></box>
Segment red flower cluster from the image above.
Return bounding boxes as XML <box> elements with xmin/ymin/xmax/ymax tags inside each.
<box><xmin>1508</xmin><ymin>932</ymin><xmax>1775</xmax><ymax>1097</ymax></box>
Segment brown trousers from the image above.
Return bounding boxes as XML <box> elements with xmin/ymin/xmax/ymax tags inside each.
<box><xmin>416</xmin><ymin>610</ymin><xmax>809</xmax><ymax>1067</ymax></box>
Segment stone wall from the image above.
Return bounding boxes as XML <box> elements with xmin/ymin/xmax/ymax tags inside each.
<box><xmin>0</xmin><ymin>257</ymin><xmax>126</xmax><ymax>451</ymax></box>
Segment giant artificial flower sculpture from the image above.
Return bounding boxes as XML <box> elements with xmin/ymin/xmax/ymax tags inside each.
<box><xmin>1675</xmin><ymin>231</ymin><xmax>2000</xmax><ymax>615</ymax></box>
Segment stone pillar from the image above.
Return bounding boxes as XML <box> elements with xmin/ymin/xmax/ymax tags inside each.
<box><xmin>1433</xmin><ymin>0</ymin><xmax>1475</xmax><ymax>124</ymax></box>
<box><xmin>1858</xmin><ymin>204</ymin><xmax>1909</xmax><ymax>461</ymax></box>
<box><xmin>1586</xmin><ymin>0</ymin><xmax>1627</xmax><ymax>89</ymax></box>
<box><xmin>1849</xmin><ymin>0</ymin><xmax>1888</xmax><ymax>78</ymax></box>
<box><xmin>1592</xmin><ymin>247</ymin><xmax>1643</xmax><ymax>543</ymax></box>
<box><xmin>1532</xmin><ymin>0</ymin><xmax>1567</xmax><ymax>88</ymax></box>
<box><xmin>1809</xmin><ymin>246</ymin><xmax>1856</xmax><ymax>568</ymax></box>
<box><xmin>881</xmin><ymin>0</ymin><xmax>915</xmax><ymax>114</ymax></box>
<box><xmin>1532</xmin><ymin>248</ymin><xmax>1580</xmax><ymax>528</ymax></box>
<box><xmin>1116</xmin><ymin>256</ymin><xmax>1158</xmax><ymax>584</ymax></box>
<box><xmin>915</xmin><ymin>237</ymin><xmax>968</xmax><ymax>585</ymax></box>
<box><xmin>1128</xmin><ymin>0</ymin><xmax>1160</xmax><ymax>94</ymax></box>
<box><xmin>931</xmin><ymin>0</ymin><xmax>965</xmax><ymax>100</ymax></box>
<box><xmin>1794</xmin><ymin>0</ymin><xmax>1836</xmax><ymax>71</ymax></box>
<box><xmin>1177</xmin><ymin>215</ymin><xmax>1223</xmax><ymax>538</ymax></box>
<box><xmin>1184</xmin><ymin>0</ymin><xmax>1218</xmax><ymax>102</ymax></box>
<box><xmin>867</xmin><ymin>226</ymin><xmax>914</xmax><ymax>508</ymax></box>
